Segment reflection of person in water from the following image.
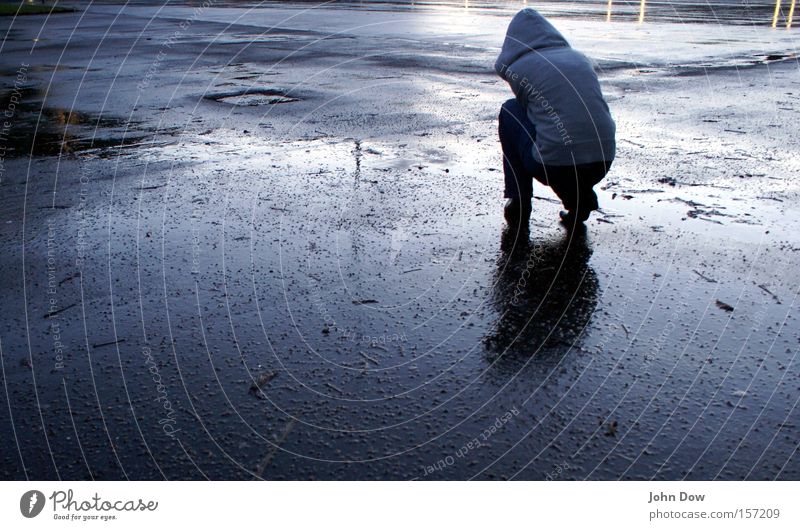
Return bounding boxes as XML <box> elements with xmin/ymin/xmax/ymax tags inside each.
<box><xmin>484</xmin><ymin>228</ymin><xmax>600</xmax><ymax>366</ymax></box>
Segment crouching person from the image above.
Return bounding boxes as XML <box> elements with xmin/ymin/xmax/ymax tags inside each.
<box><xmin>496</xmin><ymin>8</ymin><xmax>616</xmax><ymax>229</ymax></box>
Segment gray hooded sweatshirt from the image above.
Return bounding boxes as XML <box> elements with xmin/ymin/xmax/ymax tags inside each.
<box><xmin>495</xmin><ymin>8</ymin><xmax>616</xmax><ymax>166</ymax></box>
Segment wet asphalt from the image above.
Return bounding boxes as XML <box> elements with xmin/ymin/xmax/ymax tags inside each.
<box><xmin>0</xmin><ymin>2</ymin><xmax>799</xmax><ymax>480</ymax></box>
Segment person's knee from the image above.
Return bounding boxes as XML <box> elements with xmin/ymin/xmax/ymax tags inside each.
<box><xmin>499</xmin><ymin>98</ymin><xmax>521</xmax><ymax>121</ymax></box>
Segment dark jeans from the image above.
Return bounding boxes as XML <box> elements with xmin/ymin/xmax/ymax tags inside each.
<box><xmin>498</xmin><ymin>98</ymin><xmax>611</xmax><ymax>215</ymax></box>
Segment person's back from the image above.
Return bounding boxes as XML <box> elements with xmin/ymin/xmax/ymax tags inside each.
<box><xmin>495</xmin><ymin>8</ymin><xmax>616</xmax><ymax>228</ymax></box>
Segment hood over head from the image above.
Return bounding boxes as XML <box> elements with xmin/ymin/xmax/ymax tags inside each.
<box><xmin>495</xmin><ymin>8</ymin><xmax>570</xmax><ymax>74</ymax></box>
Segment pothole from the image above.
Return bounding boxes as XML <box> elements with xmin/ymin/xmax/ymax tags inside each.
<box><xmin>206</xmin><ymin>88</ymin><xmax>300</xmax><ymax>106</ymax></box>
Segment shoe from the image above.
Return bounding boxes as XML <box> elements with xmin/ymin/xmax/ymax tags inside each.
<box><xmin>577</xmin><ymin>189</ymin><xmax>599</xmax><ymax>221</ymax></box>
<box><xmin>559</xmin><ymin>209</ymin><xmax>586</xmax><ymax>227</ymax></box>
<box><xmin>504</xmin><ymin>198</ymin><xmax>531</xmax><ymax>228</ymax></box>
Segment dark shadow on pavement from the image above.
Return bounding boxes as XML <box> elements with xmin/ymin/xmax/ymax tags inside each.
<box><xmin>484</xmin><ymin>226</ymin><xmax>600</xmax><ymax>372</ymax></box>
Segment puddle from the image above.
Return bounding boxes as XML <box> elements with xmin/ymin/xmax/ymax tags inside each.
<box><xmin>0</xmin><ymin>86</ymin><xmax>159</xmax><ymax>158</ymax></box>
<box><xmin>206</xmin><ymin>88</ymin><xmax>300</xmax><ymax>106</ymax></box>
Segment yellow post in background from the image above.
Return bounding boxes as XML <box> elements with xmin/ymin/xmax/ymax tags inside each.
<box><xmin>638</xmin><ymin>0</ymin><xmax>646</xmax><ymax>24</ymax></box>
<box><xmin>788</xmin><ymin>0</ymin><xmax>796</xmax><ymax>28</ymax></box>
<box><xmin>773</xmin><ymin>0</ymin><xmax>782</xmax><ymax>27</ymax></box>
<box><xmin>606</xmin><ymin>0</ymin><xmax>613</xmax><ymax>22</ymax></box>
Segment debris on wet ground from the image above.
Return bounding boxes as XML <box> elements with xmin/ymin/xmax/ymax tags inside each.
<box><xmin>359</xmin><ymin>351</ymin><xmax>380</xmax><ymax>365</ymax></box>
<box><xmin>325</xmin><ymin>382</ymin><xmax>345</xmax><ymax>395</ymax></box>
<box><xmin>725</xmin><ymin>400</ymin><xmax>747</xmax><ymax>410</ymax></box>
<box><xmin>352</xmin><ymin>299</ymin><xmax>379</xmax><ymax>305</ymax></box>
<box><xmin>254</xmin><ymin>418</ymin><xmax>297</xmax><ymax>478</ymax></box>
<box><xmin>622</xmin><ymin>188</ymin><xmax>664</xmax><ymax>194</ymax></box>
<box><xmin>692</xmin><ymin>269</ymin><xmax>717</xmax><ymax>283</ymax></box>
<box><xmin>43</xmin><ymin>303</ymin><xmax>77</xmax><ymax>319</ymax></box>
<box><xmin>614</xmin><ymin>193</ymin><xmax>634</xmax><ymax>200</ymax></box>
<box><xmin>715</xmin><ymin>300</ymin><xmax>735</xmax><ymax>312</ymax></box>
<box><xmin>658</xmin><ymin>176</ymin><xmax>677</xmax><ymax>186</ymax></box>
<box><xmin>686</xmin><ymin>208</ymin><xmax>730</xmax><ymax>223</ymax></box>
<box><xmin>533</xmin><ymin>195</ymin><xmax>561</xmax><ymax>204</ymax></box>
<box><xmin>757</xmin><ymin>284</ymin><xmax>781</xmax><ymax>304</ymax></box>
<box><xmin>620</xmin><ymin>138</ymin><xmax>645</xmax><ymax>148</ymax></box>
<box><xmin>249</xmin><ymin>371</ymin><xmax>278</xmax><ymax>399</ymax></box>
<box><xmin>92</xmin><ymin>339</ymin><xmax>126</xmax><ymax>349</ymax></box>
<box><xmin>58</xmin><ymin>273</ymin><xmax>80</xmax><ymax>286</ymax></box>
<box><xmin>665</xmin><ymin>197</ymin><xmax>708</xmax><ymax>208</ymax></box>
<box><xmin>602</xmin><ymin>420</ymin><xmax>619</xmax><ymax>437</ymax></box>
